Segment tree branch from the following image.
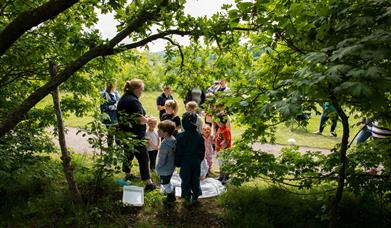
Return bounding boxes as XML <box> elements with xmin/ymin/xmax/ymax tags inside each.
<box><xmin>0</xmin><ymin>0</ymin><xmax>171</xmax><ymax>138</ymax></box>
<box><xmin>162</xmin><ymin>37</ymin><xmax>184</xmax><ymax>68</ymax></box>
<box><xmin>0</xmin><ymin>0</ymin><xmax>79</xmax><ymax>56</ymax></box>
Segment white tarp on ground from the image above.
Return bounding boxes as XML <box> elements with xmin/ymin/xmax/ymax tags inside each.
<box><xmin>169</xmin><ymin>172</ymin><xmax>226</xmax><ymax>198</ymax></box>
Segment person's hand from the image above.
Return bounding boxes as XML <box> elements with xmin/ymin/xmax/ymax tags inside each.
<box><xmin>221</xmin><ymin>140</ymin><xmax>228</xmax><ymax>148</ymax></box>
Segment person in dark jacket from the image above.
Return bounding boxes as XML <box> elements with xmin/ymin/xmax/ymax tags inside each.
<box><xmin>184</xmin><ymin>87</ymin><xmax>206</xmax><ymax>107</ymax></box>
<box><xmin>175</xmin><ymin>112</ymin><xmax>205</xmax><ymax>205</ymax></box>
<box><xmin>156</xmin><ymin>85</ymin><xmax>173</xmax><ymax>120</ymax></box>
<box><xmin>117</xmin><ymin>79</ymin><xmax>155</xmax><ymax>191</ymax></box>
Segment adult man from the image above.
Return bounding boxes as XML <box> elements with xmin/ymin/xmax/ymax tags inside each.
<box><xmin>156</xmin><ymin>85</ymin><xmax>173</xmax><ymax>120</ymax></box>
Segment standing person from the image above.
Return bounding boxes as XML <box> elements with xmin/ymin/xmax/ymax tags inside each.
<box><xmin>185</xmin><ymin>101</ymin><xmax>203</xmax><ymax>133</ymax></box>
<box><xmin>156</xmin><ymin>120</ymin><xmax>177</xmax><ymax>205</ymax></box>
<box><xmin>207</xmin><ymin>80</ymin><xmax>220</xmax><ymax>94</ymax></box>
<box><xmin>215</xmin><ymin>112</ymin><xmax>232</xmax><ymax>185</ymax></box>
<box><xmin>357</xmin><ymin>117</ymin><xmax>373</xmax><ymax>144</ymax></box>
<box><xmin>146</xmin><ymin>117</ymin><xmax>160</xmax><ymax>172</ymax></box>
<box><xmin>175</xmin><ymin>112</ymin><xmax>205</xmax><ymax>205</ymax></box>
<box><xmin>184</xmin><ymin>86</ymin><xmax>206</xmax><ymax>106</ymax></box>
<box><xmin>202</xmin><ymin>124</ymin><xmax>214</xmax><ymax>175</ymax></box>
<box><xmin>217</xmin><ymin>79</ymin><xmax>230</xmax><ymax>93</ymax></box>
<box><xmin>117</xmin><ymin>79</ymin><xmax>155</xmax><ymax>191</ymax></box>
<box><xmin>161</xmin><ymin>100</ymin><xmax>181</xmax><ymax>137</ymax></box>
<box><xmin>156</xmin><ymin>85</ymin><xmax>173</xmax><ymax>120</ymax></box>
<box><xmin>314</xmin><ymin>102</ymin><xmax>338</xmax><ymax>137</ymax></box>
<box><xmin>100</xmin><ymin>83</ymin><xmax>121</xmax><ymax>147</ymax></box>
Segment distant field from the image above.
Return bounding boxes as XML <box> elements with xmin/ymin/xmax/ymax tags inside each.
<box><xmin>37</xmin><ymin>91</ymin><xmax>361</xmax><ymax>149</ymax></box>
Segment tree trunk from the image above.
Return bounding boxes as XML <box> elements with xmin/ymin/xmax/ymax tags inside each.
<box><xmin>50</xmin><ymin>63</ymin><xmax>83</xmax><ymax>205</ymax></box>
<box><xmin>329</xmin><ymin>102</ymin><xmax>349</xmax><ymax>228</ymax></box>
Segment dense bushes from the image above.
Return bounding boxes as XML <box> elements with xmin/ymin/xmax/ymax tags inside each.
<box><xmin>219</xmin><ymin>184</ymin><xmax>391</xmax><ymax>228</ymax></box>
<box><xmin>0</xmin><ymin>153</ymin><xmax>130</xmax><ymax>227</ymax></box>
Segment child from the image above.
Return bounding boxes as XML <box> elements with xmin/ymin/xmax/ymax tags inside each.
<box><xmin>161</xmin><ymin>100</ymin><xmax>181</xmax><ymax>137</ymax></box>
<box><xmin>175</xmin><ymin>112</ymin><xmax>205</xmax><ymax>205</ymax></box>
<box><xmin>202</xmin><ymin>124</ymin><xmax>214</xmax><ymax>175</ymax></box>
<box><xmin>146</xmin><ymin>117</ymin><xmax>160</xmax><ymax>171</ymax></box>
<box><xmin>215</xmin><ymin>112</ymin><xmax>232</xmax><ymax>184</ymax></box>
<box><xmin>185</xmin><ymin>101</ymin><xmax>203</xmax><ymax>133</ymax></box>
<box><xmin>156</xmin><ymin>120</ymin><xmax>177</xmax><ymax>204</ymax></box>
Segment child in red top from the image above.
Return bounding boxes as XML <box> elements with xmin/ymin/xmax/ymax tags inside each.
<box><xmin>215</xmin><ymin>112</ymin><xmax>232</xmax><ymax>184</ymax></box>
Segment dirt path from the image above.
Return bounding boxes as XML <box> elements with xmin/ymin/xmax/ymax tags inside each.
<box><xmin>50</xmin><ymin>127</ymin><xmax>330</xmax><ymax>155</ymax></box>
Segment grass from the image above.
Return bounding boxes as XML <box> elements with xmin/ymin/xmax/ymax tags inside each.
<box><xmin>37</xmin><ymin>91</ymin><xmax>362</xmax><ymax>149</ymax></box>
<box><xmin>2</xmin><ymin>149</ymin><xmax>389</xmax><ymax>227</ymax></box>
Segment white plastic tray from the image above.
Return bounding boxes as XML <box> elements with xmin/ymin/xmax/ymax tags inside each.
<box><xmin>122</xmin><ymin>185</ymin><xmax>144</xmax><ymax>206</ymax></box>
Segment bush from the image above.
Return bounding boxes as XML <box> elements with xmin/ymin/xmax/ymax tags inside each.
<box><xmin>219</xmin><ymin>185</ymin><xmax>325</xmax><ymax>228</ymax></box>
<box><xmin>219</xmin><ymin>183</ymin><xmax>391</xmax><ymax>228</ymax></box>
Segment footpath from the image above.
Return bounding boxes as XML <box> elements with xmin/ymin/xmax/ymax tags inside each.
<box><xmin>50</xmin><ymin>127</ymin><xmax>330</xmax><ymax>155</ymax></box>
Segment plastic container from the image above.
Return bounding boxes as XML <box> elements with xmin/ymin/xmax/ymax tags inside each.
<box><xmin>122</xmin><ymin>185</ymin><xmax>144</xmax><ymax>206</ymax></box>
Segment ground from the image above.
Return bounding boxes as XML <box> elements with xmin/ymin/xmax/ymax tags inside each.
<box><xmin>131</xmin><ymin>198</ymin><xmax>226</xmax><ymax>227</ymax></box>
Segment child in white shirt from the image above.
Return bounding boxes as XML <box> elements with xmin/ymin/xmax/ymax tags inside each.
<box><xmin>146</xmin><ymin>117</ymin><xmax>160</xmax><ymax>171</ymax></box>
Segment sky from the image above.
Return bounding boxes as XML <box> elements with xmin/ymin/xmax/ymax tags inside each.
<box><xmin>96</xmin><ymin>0</ymin><xmax>235</xmax><ymax>52</ymax></box>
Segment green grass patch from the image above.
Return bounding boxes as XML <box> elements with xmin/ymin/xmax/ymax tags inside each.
<box><xmin>37</xmin><ymin>91</ymin><xmax>361</xmax><ymax>149</ymax></box>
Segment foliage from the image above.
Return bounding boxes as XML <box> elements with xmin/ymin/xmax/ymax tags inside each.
<box><xmin>221</xmin><ymin>139</ymin><xmax>391</xmax><ymax>199</ymax></box>
<box><xmin>0</xmin><ymin>121</ymin><xmax>56</xmax><ymax>191</ymax></box>
<box><xmin>219</xmin><ymin>184</ymin><xmax>391</xmax><ymax>227</ymax></box>
<box><xmin>0</xmin><ymin>152</ymin><xmax>134</xmax><ymax>227</ymax></box>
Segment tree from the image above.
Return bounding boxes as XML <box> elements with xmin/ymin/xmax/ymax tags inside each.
<box><xmin>222</xmin><ymin>0</ymin><xmax>391</xmax><ymax>226</ymax></box>
<box><xmin>164</xmin><ymin>0</ymin><xmax>391</xmax><ymax>226</ymax></box>
<box><xmin>0</xmin><ymin>0</ymin><xmax>197</xmax><ymax>137</ymax></box>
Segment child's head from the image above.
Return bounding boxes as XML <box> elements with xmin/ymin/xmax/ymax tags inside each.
<box><xmin>185</xmin><ymin>101</ymin><xmax>198</xmax><ymax>112</ymax></box>
<box><xmin>158</xmin><ymin>120</ymin><xmax>176</xmax><ymax>138</ymax></box>
<box><xmin>202</xmin><ymin>124</ymin><xmax>211</xmax><ymax>137</ymax></box>
<box><xmin>162</xmin><ymin>85</ymin><xmax>172</xmax><ymax>96</ymax></box>
<box><xmin>182</xmin><ymin>111</ymin><xmax>198</xmax><ymax>131</ymax></box>
<box><xmin>164</xmin><ymin>99</ymin><xmax>178</xmax><ymax>115</ymax></box>
<box><xmin>219</xmin><ymin>79</ymin><xmax>228</xmax><ymax>88</ymax></box>
<box><xmin>147</xmin><ymin>117</ymin><xmax>157</xmax><ymax>130</ymax></box>
<box><xmin>216</xmin><ymin>112</ymin><xmax>228</xmax><ymax>128</ymax></box>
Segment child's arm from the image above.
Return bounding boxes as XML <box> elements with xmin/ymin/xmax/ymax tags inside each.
<box><xmin>156</xmin><ymin>142</ymin><xmax>169</xmax><ymax>170</ymax></box>
<box><xmin>221</xmin><ymin>129</ymin><xmax>232</xmax><ymax>149</ymax></box>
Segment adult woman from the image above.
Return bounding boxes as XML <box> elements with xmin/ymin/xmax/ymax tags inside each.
<box><xmin>100</xmin><ymin>83</ymin><xmax>120</xmax><ymax>147</ymax></box>
<box><xmin>117</xmin><ymin>79</ymin><xmax>155</xmax><ymax>190</ymax></box>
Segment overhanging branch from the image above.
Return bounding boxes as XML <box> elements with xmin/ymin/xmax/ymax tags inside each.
<box><xmin>0</xmin><ymin>0</ymin><xmax>171</xmax><ymax>138</ymax></box>
<box><xmin>162</xmin><ymin>37</ymin><xmax>184</xmax><ymax>68</ymax></box>
<box><xmin>0</xmin><ymin>0</ymin><xmax>79</xmax><ymax>56</ymax></box>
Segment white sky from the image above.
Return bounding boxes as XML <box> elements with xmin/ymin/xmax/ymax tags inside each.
<box><xmin>96</xmin><ymin>0</ymin><xmax>235</xmax><ymax>52</ymax></box>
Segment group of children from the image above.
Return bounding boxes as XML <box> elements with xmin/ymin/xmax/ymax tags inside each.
<box><xmin>145</xmin><ymin>99</ymin><xmax>232</xmax><ymax>205</ymax></box>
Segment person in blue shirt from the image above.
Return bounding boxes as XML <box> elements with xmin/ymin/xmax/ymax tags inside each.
<box><xmin>101</xmin><ymin>83</ymin><xmax>120</xmax><ymax>147</ymax></box>
<box><xmin>156</xmin><ymin>120</ymin><xmax>177</xmax><ymax>204</ymax></box>
<box><xmin>156</xmin><ymin>85</ymin><xmax>173</xmax><ymax>120</ymax></box>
